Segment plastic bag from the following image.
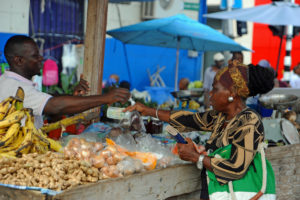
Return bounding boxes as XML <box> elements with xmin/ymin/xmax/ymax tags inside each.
<box><xmin>106</xmin><ymin>138</ymin><xmax>157</xmax><ymax>170</ymax></box>
<box><xmin>116</xmin><ymin>157</ymin><xmax>145</xmax><ymax>176</ymax></box>
<box><xmin>129</xmin><ymin>111</ymin><xmax>146</xmax><ymax>132</ymax></box>
<box><xmin>135</xmin><ymin>134</ymin><xmax>184</xmax><ymax>168</ymax></box>
<box><xmin>63</xmin><ymin>137</ymin><xmax>104</xmax><ymax>166</ymax></box>
<box><xmin>119</xmin><ymin>111</ymin><xmax>146</xmax><ymax>133</ymax></box>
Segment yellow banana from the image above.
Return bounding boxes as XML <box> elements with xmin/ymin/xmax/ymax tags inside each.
<box><xmin>0</xmin><ymin>97</ymin><xmax>14</xmax><ymax>116</ymax></box>
<box><xmin>35</xmin><ymin>122</ymin><xmax>62</xmax><ymax>153</ymax></box>
<box><xmin>24</xmin><ymin>110</ymin><xmax>35</xmax><ymax>129</ymax></box>
<box><xmin>0</xmin><ymin>110</ymin><xmax>25</xmax><ymax>129</ymax></box>
<box><xmin>0</xmin><ymin>130</ymin><xmax>25</xmax><ymax>153</ymax></box>
<box><xmin>0</xmin><ymin>128</ymin><xmax>7</xmax><ymax>140</ymax></box>
<box><xmin>15</xmin><ymin>126</ymin><xmax>33</xmax><ymax>155</ymax></box>
<box><xmin>6</xmin><ymin>99</ymin><xmax>16</xmax><ymax>116</ymax></box>
<box><xmin>0</xmin><ymin>101</ymin><xmax>12</xmax><ymax>120</ymax></box>
<box><xmin>15</xmin><ymin>87</ymin><xmax>24</xmax><ymax>110</ymax></box>
<box><xmin>14</xmin><ymin>110</ymin><xmax>35</xmax><ymax>155</ymax></box>
<box><xmin>0</xmin><ymin>123</ymin><xmax>20</xmax><ymax>147</ymax></box>
<box><xmin>0</xmin><ymin>97</ymin><xmax>13</xmax><ymax>104</ymax></box>
<box><xmin>31</xmin><ymin>135</ymin><xmax>48</xmax><ymax>154</ymax></box>
<box><xmin>46</xmin><ymin>136</ymin><xmax>63</xmax><ymax>153</ymax></box>
<box><xmin>0</xmin><ymin>151</ymin><xmax>17</xmax><ymax>158</ymax></box>
<box><xmin>0</xmin><ymin>128</ymin><xmax>7</xmax><ymax>134</ymax></box>
<box><xmin>34</xmin><ymin>129</ymin><xmax>50</xmax><ymax>145</ymax></box>
<box><xmin>13</xmin><ymin>110</ymin><xmax>63</xmax><ymax>154</ymax></box>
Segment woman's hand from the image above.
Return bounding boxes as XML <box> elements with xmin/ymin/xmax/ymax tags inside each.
<box><xmin>123</xmin><ymin>102</ymin><xmax>151</xmax><ymax>116</ymax></box>
<box><xmin>177</xmin><ymin>138</ymin><xmax>205</xmax><ymax>163</ymax></box>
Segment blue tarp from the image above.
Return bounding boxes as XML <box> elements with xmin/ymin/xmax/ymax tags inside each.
<box><xmin>0</xmin><ymin>183</ymin><xmax>61</xmax><ymax>196</ymax></box>
<box><xmin>103</xmin><ymin>38</ymin><xmax>203</xmax><ymax>91</ymax></box>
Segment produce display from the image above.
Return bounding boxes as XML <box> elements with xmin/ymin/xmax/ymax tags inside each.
<box><xmin>0</xmin><ymin>88</ymin><xmax>183</xmax><ymax>193</ymax></box>
<box><xmin>0</xmin><ymin>137</ymin><xmax>160</xmax><ymax>191</ymax></box>
<box><xmin>0</xmin><ymin>96</ymin><xmax>62</xmax><ymax>158</ymax></box>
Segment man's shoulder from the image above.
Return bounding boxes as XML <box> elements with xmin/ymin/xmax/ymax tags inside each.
<box><xmin>0</xmin><ymin>75</ymin><xmax>33</xmax><ymax>89</ymax></box>
<box><xmin>204</xmin><ymin>67</ymin><xmax>214</xmax><ymax>74</ymax></box>
<box><xmin>205</xmin><ymin>66</ymin><xmax>213</xmax><ymax>71</ymax></box>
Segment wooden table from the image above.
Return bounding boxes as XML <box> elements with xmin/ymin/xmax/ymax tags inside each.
<box><xmin>0</xmin><ymin>164</ymin><xmax>202</xmax><ymax>200</ymax></box>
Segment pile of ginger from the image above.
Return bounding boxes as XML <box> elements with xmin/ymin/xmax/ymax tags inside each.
<box><xmin>0</xmin><ymin>152</ymin><xmax>100</xmax><ymax>191</ymax></box>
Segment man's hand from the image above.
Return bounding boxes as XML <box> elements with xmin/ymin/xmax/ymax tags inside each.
<box><xmin>104</xmin><ymin>88</ymin><xmax>130</xmax><ymax>105</ymax></box>
<box><xmin>73</xmin><ymin>74</ymin><xmax>90</xmax><ymax>96</ymax></box>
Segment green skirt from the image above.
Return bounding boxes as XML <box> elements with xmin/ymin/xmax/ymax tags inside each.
<box><xmin>207</xmin><ymin>145</ymin><xmax>276</xmax><ymax>200</ymax></box>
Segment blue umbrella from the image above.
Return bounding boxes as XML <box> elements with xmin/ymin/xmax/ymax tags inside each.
<box><xmin>107</xmin><ymin>14</ymin><xmax>249</xmax><ymax>90</ymax></box>
<box><xmin>204</xmin><ymin>2</ymin><xmax>300</xmax><ymax>26</ymax></box>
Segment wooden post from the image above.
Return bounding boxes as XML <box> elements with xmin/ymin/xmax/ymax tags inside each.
<box><xmin>83</xmin><ymin>0</ymin><xmax>108</xmax><ymax>95</ymax></box>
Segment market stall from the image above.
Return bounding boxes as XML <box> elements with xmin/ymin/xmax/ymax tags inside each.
<box><xmin>0</xmin><ymin>87</ymin><xmax>205</xmax><ymax>200</ymax></box>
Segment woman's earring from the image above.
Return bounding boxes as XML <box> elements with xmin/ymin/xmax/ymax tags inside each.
<box><xmin>228</xmin><ymin>96</ymin><xmax>234</xmax><ymax>102</ymax></box>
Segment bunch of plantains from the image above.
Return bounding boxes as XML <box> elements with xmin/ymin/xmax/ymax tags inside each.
<box><xmin>0</xmin><ymin>90</ymin><xmax>62</xmax><ymax>158</ymax></box>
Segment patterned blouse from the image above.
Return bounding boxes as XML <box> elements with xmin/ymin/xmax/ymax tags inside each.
<box><xmin>169</xmin><ymin>108</ymin><xmax>264</xmax><ymax>184</ymax></box>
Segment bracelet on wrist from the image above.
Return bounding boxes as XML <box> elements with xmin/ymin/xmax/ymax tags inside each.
<box><xmin>196</xmin><ymin>155</ymin><xmax>205</xmax><ymax>170</ymax></box>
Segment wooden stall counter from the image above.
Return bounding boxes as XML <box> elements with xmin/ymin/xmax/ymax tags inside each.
<box><xmin>0</xmin><ymin>164</ymin><xmax>202</xmax><ymax>200</ymax></box>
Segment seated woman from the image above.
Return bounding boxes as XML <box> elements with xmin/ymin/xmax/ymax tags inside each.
<box><xmin>124</xmin><ymin>60</ymin><xmax>276</xmax><ymax>200</ymax></box>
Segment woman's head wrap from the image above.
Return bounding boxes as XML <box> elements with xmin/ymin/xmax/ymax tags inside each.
<box><xmin>215</xmin><ymin>60</ymin><xmax>250</xmax><ymax>98</ymax></box>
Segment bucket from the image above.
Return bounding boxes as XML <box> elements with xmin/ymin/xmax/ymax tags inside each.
<box><xmin>145</xmin><ymin>86</ymin><xmax>173</xmax><ymax>105</ymax></box>
<box><xmin>258</xmin><ymin>104</ymin><xmax>273</xmax><ymax>117</ymax></box>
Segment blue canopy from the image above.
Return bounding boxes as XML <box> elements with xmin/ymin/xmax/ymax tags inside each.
<box><xmin>107</xmin><ymin>14</ymin><xmax>249</xmax><ymax>52</ymax></box>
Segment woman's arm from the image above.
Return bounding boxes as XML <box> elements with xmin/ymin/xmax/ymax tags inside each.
<box><xmin>210</xmin><ymin>116</ymin><xmax>264</xmax><ymax>184</ymax></box>
<box><xmin>125</xmin><ymin>101</ymin><xmax>220</xmax><ymax>132</ymax></box>
<box><xmin>169</xmin><ymin>110</ymin><xmax>219</xmax><ymax>132</ymax></box>
<box><xmin>123</xmin><ymin>102</ymin><xmax>171</xmax><ymax>122</ymax></box>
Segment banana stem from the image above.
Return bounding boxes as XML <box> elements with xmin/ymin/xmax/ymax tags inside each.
<box><xmin>40</xmin><ymin>112</ymin><xmax>99</xmax><ymax>133</ymax></box>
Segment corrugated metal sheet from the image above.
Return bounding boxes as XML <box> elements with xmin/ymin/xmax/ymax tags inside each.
<box><xmin>29</xmin><ymin>0</ymin><xmax>84</xmax><ymax>69</ymax></box>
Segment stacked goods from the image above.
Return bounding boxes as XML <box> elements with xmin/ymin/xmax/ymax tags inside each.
<box><xmin>0</xmin><ymin>152</ymin><xmax>100</xmax><ymax>191</ymax></box>
<box><xmin>64</xmin><ymin>138</ymin><xmax>146</xmax><ymax>179</ymax></box>
<box><xmin>0</xmin><ymin>96</ymin><xmax>62</xmax><ymax>158</ymax></box>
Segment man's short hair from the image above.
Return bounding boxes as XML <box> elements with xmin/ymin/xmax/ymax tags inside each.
<box><xmin>4</xmin><ymin>35</ymin><xmax>34</xmax><ymax>64</ymax></box>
